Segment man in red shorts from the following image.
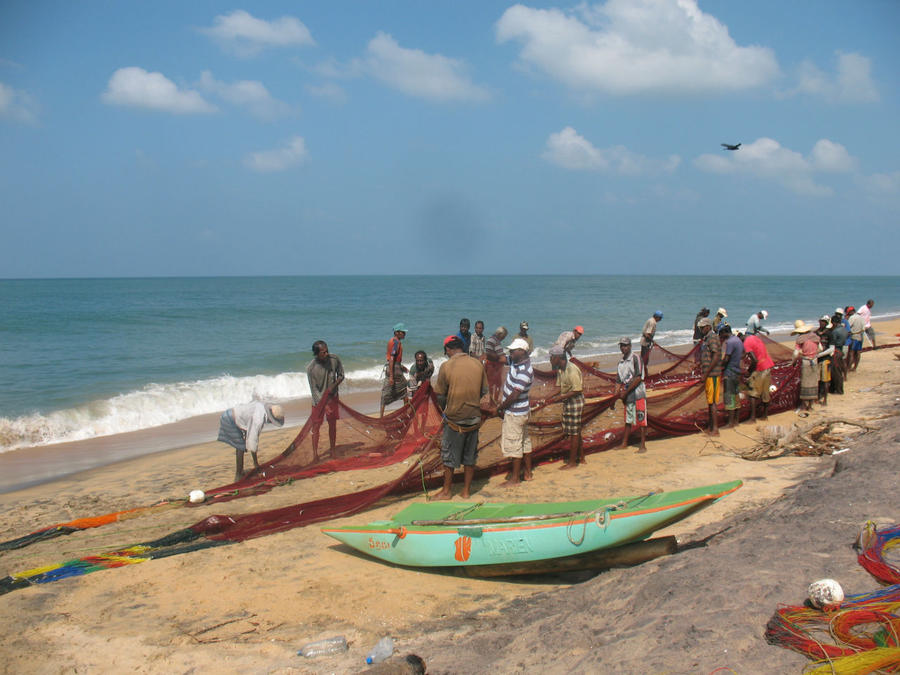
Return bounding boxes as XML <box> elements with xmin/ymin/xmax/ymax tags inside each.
<box><xmin>306</xmin><ymin>340</ymin><xmax>344</xmax><ymax>460</ymax></box>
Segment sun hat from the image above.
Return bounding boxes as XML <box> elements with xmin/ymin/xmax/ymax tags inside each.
<box><xmin>574</xmin><ymin>325</ymin><xmax>584</xmax><ymax>334</ymax></box>
<box><xmin>761</xmin><ymin>310</ymin><xmax>769</xmax><ymax>319</ymax></box>
<box><xmin>393</xmin><ymin>322</ymin><xmax>408</xmax><ymax>333</ymax></box>
<box><xmin>549</xmin><ymin>345</ymin><xmax>565</xmax><ymax>357</ymax></box>
<box><xmin>653</xmin><ymin>311</ymin><xmax>663</xmax><ymax>319</ymax></box>
<box><xmin>820</xmin><ymin>315</ymin><xmax>831</xmax><ymax>322</ymax></box>
<box><xmin>835</xmin><ymin>307</ymin><xmax>844</xmax><ymax>315</ymax></box>
<box><xmin>266</xmin><ymin>404</ymin><xmax>285</xmax><ymax>427</ymax></box>
<box><xmin>618</xmin><ymin>336</ymin><xmax>632</xmax><ymax>345</ymax></box>
<box><xmin>508</xmin><ymin>338</ymin><xmax>530</xmax><ymax>351</ymax></box>
<box><xmin>697</xmin><ymin>317</ymin><xmax>713</xmax><ymax>328</ymax></box>
<box><xmin>717</xmin><ymin>307</ymin><xmax>728</xmax><ymax>317</ymax></box>
<box><xmin>791</xmin><ymin>319</ymin><xmax>813</xmax><ymax>335</ymax></box>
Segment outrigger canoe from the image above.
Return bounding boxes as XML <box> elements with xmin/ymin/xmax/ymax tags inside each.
<box><xmin>322</xmin><ymin>480</ymin><xmax>741</xmax><ymax>568</ymax></box>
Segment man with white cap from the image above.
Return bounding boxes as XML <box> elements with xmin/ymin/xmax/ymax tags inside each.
<box><xmin>217</xmin><ymin>401</ymin><xmax>285</xmax><ymax>482</ymax></box>
<box><xmin>745</xmin><ymin>310</ymin><xmax>770</xmax><ymax>336</ymax></box>
<box><xmin>493</xmin><ymin>338</ymin><xmax>534</xmax><ymax>486</ymax></box>
<box><xmin>713</xmin><ymin>308</ymin><xmax>728</xmax><ymax>334</ymax></box>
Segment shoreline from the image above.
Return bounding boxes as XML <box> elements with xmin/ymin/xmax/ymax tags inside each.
<box><xmin>0</xmin><ymin>317</ymin><xmax>894</xmax><ymax>495</ymax></box>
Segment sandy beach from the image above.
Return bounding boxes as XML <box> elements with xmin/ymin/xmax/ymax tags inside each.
<box><xmin>0</xmin><ymin>319</ymin><xmax>897</xmax><ymax>674</ymax></box>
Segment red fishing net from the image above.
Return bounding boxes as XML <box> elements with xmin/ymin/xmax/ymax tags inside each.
<box><xmin>193</xmin><ymin>337</ymin><xmax>800</xmax><ymax>542</ymax></box>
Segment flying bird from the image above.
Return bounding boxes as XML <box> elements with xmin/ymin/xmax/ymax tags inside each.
<box><xmin>721</xmin><ymin>143</ymin><xmax>741</xmax><ymax>151</ymax></box>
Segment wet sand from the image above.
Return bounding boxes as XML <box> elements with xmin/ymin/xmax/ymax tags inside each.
<box><xmin>0</xmin><ymin>319</ymin><xmax>897</xmax><ymax>674</ymax></box>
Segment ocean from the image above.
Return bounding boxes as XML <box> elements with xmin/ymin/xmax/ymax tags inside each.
<box><xmin>1</xmin><ymin>275</ymin><xmax>898</xmax><ymax>454</ymax></box>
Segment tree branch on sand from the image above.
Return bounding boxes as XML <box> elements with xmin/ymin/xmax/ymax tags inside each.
<box><xmin>735</xmin><ymin>418</ymin><xmax>880</xmax><ymax>461</ymax></box>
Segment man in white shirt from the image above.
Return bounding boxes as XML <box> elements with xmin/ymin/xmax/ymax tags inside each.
<box><xmin>217</xmin><ymin>401</ymin><xmax>285</xmax><ymax>482</ymax></box>
<box><xmin>857</xmin><ymin>299</ymin><xmax>875</xmax><ymax>347</ymax></box>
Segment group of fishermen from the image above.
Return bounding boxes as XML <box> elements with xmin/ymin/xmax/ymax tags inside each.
<box><xmin>216</xmin><ymin>301</ymin><xmax>877</xmax><ymax>493</ymax></box>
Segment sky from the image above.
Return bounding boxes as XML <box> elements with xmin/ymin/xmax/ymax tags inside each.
<box><xmin>1</xmin><ymin>0</ymin><xmax>899</xmax><ymax>277</ymax></box>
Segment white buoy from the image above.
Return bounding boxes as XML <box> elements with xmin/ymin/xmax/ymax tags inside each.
<box><xmin>189</xmin><ymin>489</ymin><xmax>206</xmax><ymax>504</ymax></box>
<box><xmin>808</xmin><ymin>578</ymin><xmax>844</xmax><ymax>609</ymax></box>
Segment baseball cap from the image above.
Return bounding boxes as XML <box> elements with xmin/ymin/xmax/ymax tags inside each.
<box><xmin>508</xmin><ymin>338</ymin><xmax>530</xmax><ymax>351</ymax></box>
<box><xmin>574</xmin><ymin>325</ymin><xmax>584</xmax><ymax>334</ymax></box>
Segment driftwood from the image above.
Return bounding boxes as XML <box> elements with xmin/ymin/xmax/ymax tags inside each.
<box><xmin>736</xmin><ymin>417</ymin><xmax>879</xmax><ymax>461</ymax></box>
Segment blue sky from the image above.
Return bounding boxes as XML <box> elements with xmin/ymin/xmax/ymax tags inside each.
<box><xmin>1</xmin><ymin>1</ymin><xmax>898</xmax><ymax>277</ymax></box>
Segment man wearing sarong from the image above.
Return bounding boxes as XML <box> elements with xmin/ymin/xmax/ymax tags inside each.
<box><xmin>791</xmin><ymin>319</ymin><xmax>821</xmax><ymax>411</ymax></box>
<box><xmin>493</xmin><ymin>338</ymin><xmax>534</xmax><ymax>486</ymax></box>
<box><xmin>720</xmin><ymin>324</ymin><xmax>744</xmax><ymax>429</ymax></box>
<box><xmin>306</xmin><ymin>340</ymin><xmax>344</xmax><ymax>460</ymax></box>
<box><xmin>740</xmin><ymin>332</ymin><xmax>774</xmax><ymax>422</ymax></box>
<box><xmin>548</xmin><ymin>345</ymin><xmax>585</xmax><ymax>468</ymax></box>
<box><xmin>815</xmin><ymin>316</ymin><xmax>835</xmax><ymax>406</ymax></box>
<box><xmin>217</xmin><ymin>401</ymin><xmax>284</xmax><ymax>482</ymax></box>
<box><xmin>432</xmin><ymin>336</ymin><xmax>488</xmax><ymax>501</ymax></box>
<box><xmin>616</xmin><ymin>337</ymin><xmax>647</xmax><ymax>453</ymax></box>
<box><xmin>484</xmin><ymin>326</ymin><xmax>508</xmax><ymax>403</ymax></box>
<box><xmin>698</xmin><ymin>317</ymin><xmax>722</xmax><ymax>436</ymax></box>
<box><xmin>380</xmin><ymin>322</ymin><xmax>409</xmax><ymax>417</ymax></box>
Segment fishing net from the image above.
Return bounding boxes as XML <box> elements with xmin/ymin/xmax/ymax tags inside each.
<box><xmin>0</xmin><ymin>339</ymin><xmax>892</xmax><ymax>595</ymax></box>
<box><xmin>765</xmin><ymin>521</ymin><xmax>900</xmax><ymax>674</ymax></box>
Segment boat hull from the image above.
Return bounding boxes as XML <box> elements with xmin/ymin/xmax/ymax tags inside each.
<box><xmin>321</xmin><ymin>480</ymin><xmax>741</xmax><ymax>567</ymax></box>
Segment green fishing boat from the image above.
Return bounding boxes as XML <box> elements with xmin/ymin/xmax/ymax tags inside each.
<box><xmin>322</xmin><ymin>480</ymin><xmax>742</xmax><ymax>568</ymax></box>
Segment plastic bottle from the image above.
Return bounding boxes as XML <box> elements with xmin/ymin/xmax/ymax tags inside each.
<box><xmin>365</xmin><ymin>636</ymin><xmax>394</xmax><ymax>665</ymax></box>
<box><xmin>297</xmin><ymin>635</ymin><xmax>348</xmax><ymax>657</ymax></box>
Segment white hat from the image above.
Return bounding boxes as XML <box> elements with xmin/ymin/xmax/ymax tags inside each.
<box><xmin>761</xmin><ymin>310</ymin><xmax>768</xmax><ymax>319</ymax></box>
<box><xmin>717</xmin><ymin>307</ymin><xmax>728</xmax><ymax>317</ymax></box>
<box><xmin>835</xmin><ymin>307</ymin><xmax>844</xmax><ymax>315</ymax></box>
<box><xmin>508</xmin><ymin>338</ymin><xmax>530</xmax><ymax>352</ymax></box>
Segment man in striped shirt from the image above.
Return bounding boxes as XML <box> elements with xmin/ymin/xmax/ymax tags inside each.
<box><xmin>493</xmin><ymin>338</ymin><xmax>534</xmax><ymax>487</ymax></box>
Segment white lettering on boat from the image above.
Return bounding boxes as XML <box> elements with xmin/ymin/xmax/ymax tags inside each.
<box><xmin>484</xmin><ymin>538</ymin><xmax>534</xmax><ymax>556</ymax></box>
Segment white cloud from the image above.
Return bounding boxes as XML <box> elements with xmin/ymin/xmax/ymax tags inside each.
<box><xmin>305</xmin><ymin>82</ymin><xmax>348</xmax><ymax>104</ymax></box>
<box><xmin>694</xmin><ymin>137</ymin><xmax>858</xmax><ymax>197</ymax></box>
<box><xmin>859</xmin><ymin>171</ymin><xmax>900</xmax><ymax>196</ymax></box>
<box><xmin>810</xmin><ymin>139</ymin><xmax>857</xmax><ymax>172</ymax></box>
<box><xmin>245</xmin><ymin>136</ymin><xmax>308</xmax><ymax>172</ymax></box>
<box><xmin>0</xmin><ymin>81</ymin><xmax>39</xmax><ymax>124</ymax></box>
<box><xmin>543</xmin><ymin>126</ymin><xmax>680</xmax><ymax>175</ymax></box>
<box><xmin>496</xmin><ymin>0</ymin><xmax>779</xmax><ymax>95</ymax></box>
<box><xmin>364</xmin><ymin>32</ymin><xmax>490</xmax><ymax>102</ymax></box>
<box><xmin>792</xmin><ymin>51</ymin><xmax>879</xmax><ymax>103</ymax></box>
<box><xmin>102</xmin><ymin>67</ymin><xmax>216</xmax><ymax>114</ymax></box>
<box><xmin>198</xmin><ymin>71</ymin><xmax>292</xmax><ymax>121</ymax></box>
<box><xmin>201</xmin><ymin>10</ymin><xmax>315</xmax><ymax>57</ymax></box>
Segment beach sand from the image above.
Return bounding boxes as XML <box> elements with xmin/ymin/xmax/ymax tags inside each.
<box><xmin>0</xmin><ymin>319</ymin><xmax>897</xmax><ymax>674</ymax></box>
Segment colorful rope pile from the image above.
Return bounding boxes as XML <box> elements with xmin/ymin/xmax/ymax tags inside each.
<box><xmin>765</xmin><ymin>521</ymin><xmax>900</xmax><ymax>674</ymax></box>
